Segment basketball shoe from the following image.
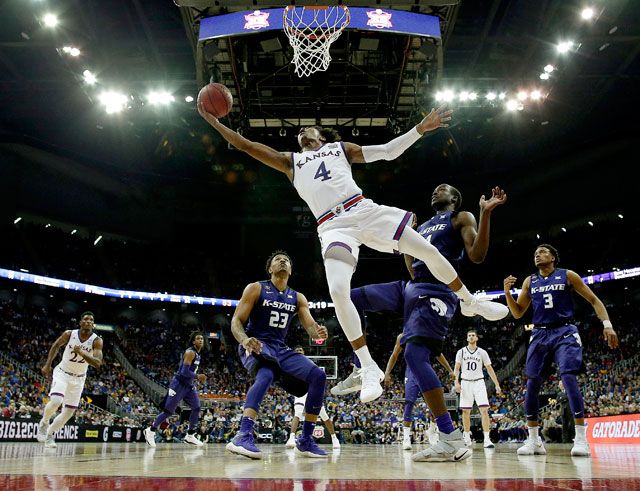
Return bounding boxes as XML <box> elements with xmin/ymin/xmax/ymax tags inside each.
<box><xmin>184</xmin><ymin>433</ymin><xmax>204</xmax><ymax>447</ymax></box>
<box><xmin>36</xmin><ymin>420</ymin><xmax>49</xmax><ymax>443</ymax></box>
<box><xmin>143</xmin><ymin>427</ymin><xmax>156</xmax><ymax>448</ymax></box>
<box><xmin>330</xmin><ymin>365</ymin><xmax>362</xmax><ymax>396</ymax></box>
<box><xmin>226</xmin><ymin>433</ymin><xmax>262</xmax><ymax>460</ymax></box>
<box><xmin>412</xmin><ymin>429</ymin><xmax>472</xmax><ymax>462</ymax></box>
<box><xmin>295</xmin><ymin>436</ymin><xmax>328</xmax><ymax>458</ymax></box>
<box><xmin>460</xmin><ymin>296</ymin><xmax>509</xmax><ymax>321</ymax></box>
<box><xmin>402</xmin><ymin>438</ymin><xmax>412</xmax><ymax>451</ymax></box>
<box><xmin>44</xmin><ymin>435</ymin><xmax>57</xmax><ymax>449</ymax></box>
<box><xmin>571</xmin><ymin>438</ymin><xmax>590</xmax><ymax>457</ymax></box>
<box><xmin>359</xmin><ymin>363</ymin><xmax>385</xmax><ymax>403</ymax></box>
<box><xmin>517</xmin><ymin>436</ymin><xmax>546</xmax><ymax>455</ymax></box>
<box><xmin>331</xmin><ymin>434</ymin><xmax>341</xmax><ymax>449</ymax></box>
<box><xmin>463</xmin><ymin>432</ymin><xmax>473</xmax><ymax>447</ymax></box>
<box><xmin>286</xmin><ymin>433</ymin><xmax>296</xmax><ymax>449</ymax></box>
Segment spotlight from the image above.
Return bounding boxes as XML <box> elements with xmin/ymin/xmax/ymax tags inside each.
<box><xmin>530</xmin><ymin>90</ymin><xmax>542</xmax><ymax>100</ymax></box>
<box><xmin>45</xmin><ymin>223</ymin><xmax>51</xmax><ymax>228</ymax></box>
<box><xmin>459</xmin><ymin>91</ymin><xmax>470</xmax><ymax>102</ymax></box>
<box><xmin>279</xmin><ymin>127</ymin><xmax>287</xmax><ymax>137</ymax></box>
<box><xmin>468</xmin><ymin>92</ymin><xmax>478</xmax><ymax>101</ymax></box>
<box><xmin>506</xmin><ymin>100</ymin><xmax>519</xmax><ymax>111</ymax></box>
<box><xmin>82</xmin><ymin>69</ymin><xmax>97</xmax><ymax>85</ymax></box>
<box><xmin>62</xmin><ymin>46</ymin><xmax>81</xmax><ymax>57</ymax></box>
<box><xmin>486</xmin><ymin>92</ymin><xmax>497</xmax><ymax>101</ymax></box>
<box><xmin>544</xmin><ymin>64</ymin><xmax>555</xmax><ymax>73</ymax></box>
<box><xmin>71</xmin><ymin>229</ymin><xmax>77</xmax><ymax>235</ymax></box>
<box><xmin>43</xmin><ymin>13</ymin><xmax>58</xmax><ymax>28</ymax></box>
<box><xmin>556</xmin><ymin>41</ymin><xmax>574</xmax><ymax>54</ymax></box>
<box><xmin>581</xmin><ymin>7</ymin><xmax>595</xmax><ymax>20</ymax></box>
<box><xmin>435</xmin><ymin>91</ymin><xmax>444</xmax><ymax>102</ymax></box>
<box><xmin>351</xmin><ymin>127</ymin><xmax>359</xmax><ymax>137</ymax></box>
<box><xmin>99</xmin><ymin>91</ymin><xmax>128</xmax><ymax>114</ymax></box>
<box><xmin>437</xmin><ymin>90</ymin><xmax>454</xmax><ymax>102</ymax></box>
<box><xmin>561</xmin><ymin>227</ymin><xmax>567</xmax><ymax>232</ymax></box>
<box><xmin>498</xmin><ymin>92</ymin><xmax>507</xmax><ymax>100</ymax></box>
<box><xmin>14</xmin><ymin>217</ymin><xmax>22</xmax><ymax>224</ymax></box>
<box><xmin>185</xmin><ymin>95</ymin><xmax>194</xmax><ymax>102</ymax></box>
<box><xmin>147</xmin><ymin>91</ymin><xmax>175</xmax><ymax>105</ymax></box>
<box><xmin>536</xmin><ymin>234</ymin><xmax>540</xmax><ymax>239</ymax></box>
<box><xmin>618</xmin><ymin>214</ymin><xmax>624</xmax><ymax>219</ymax></box>
<box><xmin>517</xmin><ymin>91</ymin><xmax>528</xmax><ymax>101</ymax></box>
<box><xmin>540</xmin><ymin>73</ymin><xmax>550</xmax><ymax>80</ymax></box>
<box><xmin>94</xmin><ymin>235</ymin><xmax>103</xmax><ymax>246</ymax></box>
<box><xmin>588</xmin><ymin>221</ymin><xmax>594</xmax><ymax>227</ymax></box>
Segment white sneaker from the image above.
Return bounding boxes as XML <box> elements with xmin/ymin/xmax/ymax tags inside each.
<box><xmin>36</xmin><ymin>421</ymin><xmax>49</xmax><ymax>443</ymax></box>
<box><xmin>44</xmin><ymin>435</ymin><xmax>57</xmax><ymax>448</ymax></box>
<box><xmin>184</xmin><ymin>433</ymin><xmax>204</xmax><ymax>447</ymax></box>
<box><xmin>332</xmin><ymin>436</ymin><xmax>341</xmax><ymax>449</ymax></box>
<box><xmin>359</xmin><ymin>363</ymin><xmax>384</xmax><ymax>403</ymax></box>
<box><xmin>286</xmin><ymin>434</ymin><xmax>296</xmax><ymax>449</ymax></box>
<box><xmin>517</xmin><ymin>437</ymin><xmax>546</xmax><ymax>455</ymax></box>
<box><xmin>460</xmin><ymin>296</ymin><xmax>509</xmax><ymax>321</ymax></box>
<box><xmin>330</xmin><ymin>366</ymin><xmax>362</xmax><ymax>396</ymax></box>
<box><xmin>412</xmin><ymin>429</ymin><xmax>472</xmax><ymax>462</ymax></box>
<box><xmin>402</xmin><ymin>439</ymin><xmax>412</xmax><ymax>451</ymax></box>
<box><xmin>571</xmin><ymin>439</ymin><xmax>590</xmax><ymax>457</ymax></box>
<box><xmin>463</xmin><ymin>433</ymin><xmax>473</xmax><ymax>447</ymax></box>
<box><xmin>144</xmin><ymin>427</ymin><xmax>157</xmax><ymax>448</ymax></box>
<box><xmin>484</xmin><ymin>439</ymin><xmax>495</xmax><ymax>448</ymax></box>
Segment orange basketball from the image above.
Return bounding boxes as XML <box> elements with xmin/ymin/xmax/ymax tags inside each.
<box><xmin>197</xmin><ymin>83</ymin><xmax>233</xmax><ymax>118</ymax></box>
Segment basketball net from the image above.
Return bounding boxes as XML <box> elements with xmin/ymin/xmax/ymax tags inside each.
<box><xmin>283</xmin><ymin>5</ymin><xmax>350</xmax><ymax>78</ymax></box>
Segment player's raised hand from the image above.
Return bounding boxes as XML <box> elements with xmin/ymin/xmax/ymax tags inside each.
<box><xmin>480</xmin><ymin>186</ymin><xmax>508</xmax><ymax>212</ymax></box>
<box><xmin>416</xmin><ymin>106</ymin><xmax>453</xmax><ymax>134</ymax></box>
<box><xmin>504</xmin><ymin>275</ymin><xmax>517</xmax><ymax>292</ymax></box>
<box><xmin>314</xmin><ymin>324</ymin><xmax>328</xmax><ymax>340</ymax></box>
<box><xmin>197</xmin><ymin>101</ymin><xmax>219</xmax><ymax>126</ymax></box>
<box><xmin>603</xmin><ymin>326</ymin><xmax>619</xmax><ymax>349</ymax></box>
<box><xmin>242</xmin><ymin>337</ymin><xmax>263</xmax><ymax>355</ymax></box>
<box><xmin>197</xmin><ymin>374</ymin><xmax>207</xmax><ymax>383</ymax></box>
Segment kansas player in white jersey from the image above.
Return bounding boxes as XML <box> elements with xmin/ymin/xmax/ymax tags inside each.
<box><xmin>37</xmin><ymin>311</ymin><xmax>103</xmax><ymax>448</ymax></box>
<box><xmin>454</xmin><ymin>330</ymin><xmax>501</xmax><ymax>448</ymax></box>
<box><xmin>199</xmin><ymin>104</ymin><xmax>508</xmax><ymax>404</ymax></box>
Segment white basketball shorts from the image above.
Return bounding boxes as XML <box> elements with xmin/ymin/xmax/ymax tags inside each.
<box><xmin>317</xmin><ymin>198</ymin><xmax>414</xmax><ymax>262</ymax></box>
<box><xmin>49</xmin><ymin>365</ymin><xmax>87</xmax><ymax>408</ymax></box>
<box><xmin>459</xmin><ymin>379</ymin><xmax>489</xmax><ymax>409</ymax></box>
<box><xmin>293</xmin><ymin>395</ymin><xmax>329</xmax><ymax>421</ymax></box>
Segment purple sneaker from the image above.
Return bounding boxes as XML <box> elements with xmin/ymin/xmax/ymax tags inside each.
<box><xmin>225</xmin><ymin>432</ymin><xmax>262</xmax><ymax>460</ymax></box>
<box><xmin>295</xmin><ymin>436</ymin><xmax>328</xmax><ymax>458</ymax></box>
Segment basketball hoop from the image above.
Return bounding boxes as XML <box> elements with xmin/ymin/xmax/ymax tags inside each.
<box><xmin>283</xmin><ymin>5</ymin><xmax>350</xmax><ymax>78</ymax></box>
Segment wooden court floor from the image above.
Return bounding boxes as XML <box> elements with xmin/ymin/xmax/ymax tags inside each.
<box><xmin>1</xmin><ymin>442</ymin><xmax>639</xmax><ymax>490</ymax></box>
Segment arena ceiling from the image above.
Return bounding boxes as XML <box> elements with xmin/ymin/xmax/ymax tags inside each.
<box><xmin>0</xmin><ymin>0</ymin><xmax>638</xmax><ymax>246</ymax></box>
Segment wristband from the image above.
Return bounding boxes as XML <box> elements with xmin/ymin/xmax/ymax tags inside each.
<box><xmin>603</xmin><ymin>320</ymin><xmax>613</xmax><ymax>329</ymax></box>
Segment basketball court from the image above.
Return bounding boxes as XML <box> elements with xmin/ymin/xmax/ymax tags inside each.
<box><xmin>1</xmin><ymin>442</ymin><xmax>639</xmax><ymax>489</ymax></box>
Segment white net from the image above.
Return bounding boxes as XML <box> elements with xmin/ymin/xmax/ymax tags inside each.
<box><xmin>283</xmin><ymin>5</ymin><xmax>350</xmax><ymax>78</ymax></box>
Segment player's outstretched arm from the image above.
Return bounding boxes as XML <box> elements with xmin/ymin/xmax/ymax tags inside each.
<box><xmin>343</xmin><ymin>107</ymin><xmax>452</xmax><ymax>164</ymax></box>
<box><xmin>567</xmin><ymin>270</ymin><xmax>619</xmax><ymax>349</ymax></box>
<box><xmin>460</xmin><ymin>186</ymin><xmax>508</xmax><ymax>264</ymax></box>
<box><xmin>503</xmin><ymin>275</ymin><xmax>531</xmax><ymax>319</ymax></box>
<box><xmin>42</xmin><ymin>330</ymin><xmax>71</xmax><ymax>377</ymax></box>
<box><xmin>231</xmin><ymin>282</ymin><xmax>263</xmax><ymax>354</ymax></box>
<box><xmin>198</xmin><ymin>103</ymin><xmax>293</xmax><ymax>178</ymax></box>
<box><xmin>383</xmin><ymin>334</ymin><xmax>403</xmax><ymax>385</ymax></box>
<box><xmin>297</xmin><ymin>293</ymin><xmax>328</xmax><ymax>340</ymax></box>
<box><xmin>73</xmin><ymin>337</ymin><xmax>103</xmax><ymax>369</ymax></box>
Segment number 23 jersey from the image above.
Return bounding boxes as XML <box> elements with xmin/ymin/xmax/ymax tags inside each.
<box><xmin>246</xmin><ymin>280</ymin><xmax>298</xmax><ymax>347</ymax></box>
<box><xmin>292</xmin><ymin>142</ymin><xmax>362</xmax><ymax>220</ymax></box>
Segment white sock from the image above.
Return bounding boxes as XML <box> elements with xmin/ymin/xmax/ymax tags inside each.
<box><xmin>355</xmin><ymin>346</ymin><xmax>375</xmax><ymax>367</ymax></box>
<box><xmin>403</xmin><ymin>427</ymin><xmax>411</xmax><ymax>440</ymax></box>
<box><xmin>289</xmin><ymin>432</ymin><xmax>295</xmax><ymax>439</ymax></box>
<box><xmin>484</xmin><ymin>431</ymin><xmax>490</xmax><ymax>440</ymax></box>
<box><xmin>528</xmin><ymin>426</ymin><xmax>539</xmax><ymax>440</ymax></box>
<box><xmin>324</xmin><ymin>258</ymin><xmax>365</xmax><ymax>342</ymax></box>
<box><xmin>575</xmin><ymin>425</ymin><xmax>586</xmax><ymax>440</ymax></box>
<box><xmin>454</xmin><ymin>285</ymin><xmax>473</xmax><ymax>303</ymax></box>
<box><xmin>464</xmin><ymin>431</ymin><xmax>471</xmax><ymax>438</ymax></box>
<box><xmin>397</xmin><ymin>228</ymin><xmax>457</xmax><ymax>284</ymax></box>
<box><xmin>331</xmin><ymin>434</ymin><xmax>339</xmax><ymax>440</ymax></box>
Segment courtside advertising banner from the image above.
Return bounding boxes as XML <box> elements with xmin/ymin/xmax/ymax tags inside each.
<box><xmin>586</xmin><ymin>413</ymin><xmax>640</xmax><ymax>444</ymax></box>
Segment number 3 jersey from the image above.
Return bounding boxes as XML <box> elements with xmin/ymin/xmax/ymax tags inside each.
<box><xmin>246</xmin><ymin>280</ymin><xmax>298</xmax><ymax>347</ymax></box>
<box><xmin>528</xmin><ymin>268</ymin><xmax>574</xmax><ymax>325</ymax></box>
<box><xmin>59</xmin><ymin>329</ymin><xmax>98</xmax><ymax>376</ymax></box>
<box><xmin>292</xmin><ymin>142</ymin><xmax>363</xmax><ymax>220</ymax></box>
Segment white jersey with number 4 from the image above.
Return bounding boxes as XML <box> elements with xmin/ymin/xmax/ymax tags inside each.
<box><xmin>456</xmin><ymin>346</ymin><xmax>491</xmax><ymax>380</ymax></box>
<box><xmin>292</xmin><ymin>142</ymin><xmax>362</xmax><ymax>219</ymax></box>
<box><xmin>58</xmin><ymin>329</ymin><xmax>98</xmax><ymax>376</ymax></box>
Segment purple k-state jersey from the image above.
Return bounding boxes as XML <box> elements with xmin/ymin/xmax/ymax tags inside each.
<box><xmin>246</xmin><ymin>280</ymin><xmax>298</xmax><ymax>347</ymax></box>
<box><xmin>528</xmin><ymin>268</ymin><xmax>574</xmax><ymax>325</ymax></box>
<box><xmin>175</xmin><ymin>347</ymin><xmax>201</xmax><ymax>385</ymax></box>
<box><xmin>412</xmin><ymin>210</ymin><xmax>465</xmax><ymax>281</ymax></box>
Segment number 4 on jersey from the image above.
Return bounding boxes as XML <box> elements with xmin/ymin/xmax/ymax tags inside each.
<box><xmin>314</xmin><ymin>161</ymin><xmax>332</xmax><ymax>181</ymax></box>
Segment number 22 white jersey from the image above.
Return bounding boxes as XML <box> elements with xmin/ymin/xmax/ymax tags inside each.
<box><xmin>58</xmin><ymin>329</ymin><xmax>98</xmax><ymax>376</ymax></box>
<box><xmin>292</xmin><ymin>142</ymin><xmax>363</xmax><ymax>219</ymax></box>
<box><xmin>456</xmin><ymin>346</ymin><xmax>491</xmax><ymax>380</ymax></box>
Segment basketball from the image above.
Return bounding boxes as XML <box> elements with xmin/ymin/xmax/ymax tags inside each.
<box><xmin>198</xmin><ymin>83</ymin><xmax>233</xmax><ymax>118</ymax></box>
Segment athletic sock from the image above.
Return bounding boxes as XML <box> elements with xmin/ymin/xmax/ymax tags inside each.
<box><xmin>453</xmin><ymin>285</ymin><xmax>473</xmax><ymax>302</ymax></box>
<box><xmin>355</xmin><ymin>346</ymin><xmax>375</xmax><ymax>367</ymax></box>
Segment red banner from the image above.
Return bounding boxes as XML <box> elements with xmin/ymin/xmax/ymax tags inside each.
<box><xmin>586</xmin><ymin>413</ymin><xmax>640</xmax><ymax>443</ymax></box>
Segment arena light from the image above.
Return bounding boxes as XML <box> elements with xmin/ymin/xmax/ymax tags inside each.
<box><xmin>147</xmin><ymin>91</ymin><xmax>175</xmax><ymax>105</ymax></box>
<box><xmin>468</xmin><ymin>92</ymin><xmax>478</xmax><ymax>101</ymax></box>
<box><xmin>561</xmin><ymin>227</ymin><xmax>567</xmax><ymax>232</ymax></box>
<box><xmin>498</xmin><ymin>92</ymin><xmax>507</xmax><ymax>100</ymax></box>
<box><xmin>485</xmin><ymin>92</ymin><xmax>497</xmax><ymax>101</ymax></box>
<box><xmin>62</xmin><ymin>46</ymin><xmax>81</xmax><ymax>57</ymax></box>
<box><xmin>94</xmin><ymin>235</ymin><xmax>103</xmax><ymax>246</ymax></box>
<box><xmin>581</xmin><ymin>7</ymin><xmax>595</xmax><ymax>20</ymax></box>
<box><xmin>556</xmin><ymin>41</ymin><xmax>574</xmax><ymax>54</ymax></box>
<box><xmin>517</xmin><ymin>91</ymin><xmax>528</xmax><ymax>101</ymax></box>
<box><xmin>45</xmin><ymin>223</ymin><xmax>51</xmax><ymax>228</ymax></box>
<box><xmin>43</xmin><ymin>13</ymin><xmax>59</xmax><ymax>28</ymax></box>
<box><xmin>98</xmin><ymin>91</ymin><xmax>127</xmax><ymax>114</ymax></box>
<box><xmin>530</xmin><ymin>90</ymin><xmax>542</xmax><ymax>101</ymax></box>
<box><xmin>618</xmin><ymin>214</ymin><xmax>624</xmax><ymax>219</ymax></box>
<box><xmin>506</xmin><ymin>100</ymin><xmax>519</xmax><ymax>111</ymax></box>
<box><xmin>544</xmin><ymin>64</ymin><xmax>555</xmax><ymax>73</ymax></box>
<box><xmin>459</xmin><ymin>91</ymin><xmax>470</xmax><ymax>102</ymax></box>
<box><xmin>82</xmin><ymin>70</ymin><xmax>97</xmax><ymax>85</ymax></box>
<box><xmin>540</xmin><ymin>72</ymin><xmax>550</xmax><ymax>80</ymax></box>
<box><xmin>588</xmin><ymin>221</ymin><xmax>594</xmax><ymax>227</ymax></box>
<box><xmin>71</xmin><ymin>229</ymin><xmax>77</xmax><ymax>235</ymax></box>
<box><xmin>13</xmin><ymin>217</ymin><xmax>22</xmax><ymax>224</ymax></box>
<box><xmin>185</xmin><ymin>95</ymin><xmax>194</xmax><ymax>102</ymax></box>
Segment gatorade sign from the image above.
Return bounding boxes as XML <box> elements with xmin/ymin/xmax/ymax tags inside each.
<box><xmin>586</xmin><ymin>413</ymin><xmax>640</xmax><ymax>443</ymax></box>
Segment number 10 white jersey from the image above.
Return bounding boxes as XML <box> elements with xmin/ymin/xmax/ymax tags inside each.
<box><xmin>58</xmin><ymin>329</ymin><xmax>97</xmax><ymax>376</ymax></box>
<box><xmin>292</xmin><ymin>142</ymin><xmax>363</xmax><ymax>219</ymax></box>
<box><xmin>456</xmin><ymin>346</ymin><xmax>491</xmax><ymax>380</ymax></box>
